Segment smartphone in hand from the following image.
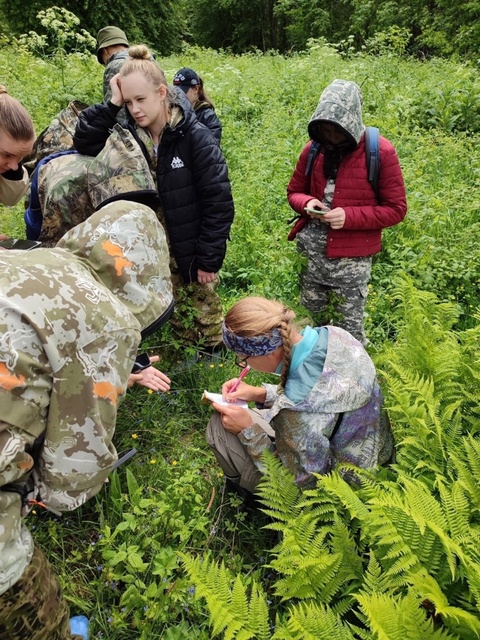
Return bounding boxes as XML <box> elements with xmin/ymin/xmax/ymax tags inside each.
<box><xmin>0</xmin><ymin>238</ymin><xmax>42</xmax><ymax>250</ymax></box>
<box><xmin>131</xmin><ymin>352</ymin><xmax>152</xmax><ymax>373</ymax></box>
<box><xmin>304</xmin><ymin>206</ymin><xmax>326</xmax><ymax>216</ymax></box>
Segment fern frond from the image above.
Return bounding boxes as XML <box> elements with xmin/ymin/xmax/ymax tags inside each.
<box><xmin>355</xmin><ymin>589</ymin><xmax>459</xmax><ymax>639</ymax></box>
<box><xmin>248</xmin><ymin>583</ymin><xmax>270</xmax><ymax>640</ymax></box>
<box><xmin>450</xmin><ymin>435</ymin><xmax>480</xmax><ymax>512</ymax></box>
<box><xmin>181</xmin><ymin>553</ymin><xmax>270</xmax><ymax>640</ymax></box>
<box><xmin>317</xmin><ymin>470</ymin><xmax>371</xmax><ymax>521</ymax></box>
<box><xmin>407</xmin><ymin>570</ymin><xmax>480</xmax><ymax>637</ymax></box>
<box><xmin>361</xmin><ymin>551</ymin><xmax>396</xmax><ymax>596</ymax></box>
<box><xmin>256</xmin><ymin>451</ymin><xmax>302</xmax><ymax>521</ymax></box>
<box><xmin>273</xmin><ymin>601</ymin><xmax>356</xmax><ymax>640</ymax></box>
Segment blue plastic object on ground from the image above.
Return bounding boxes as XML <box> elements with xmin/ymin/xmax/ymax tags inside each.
<box><xmin>70</xmin><ymin>615</ymin><xmax>90</xmax><ymax>639</ymax></box>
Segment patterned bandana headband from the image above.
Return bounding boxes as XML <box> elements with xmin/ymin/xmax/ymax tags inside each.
<box><xmin>222</xmin><ymin>322</ymin><xmax>283</xmax><ymax>356</ymax></box>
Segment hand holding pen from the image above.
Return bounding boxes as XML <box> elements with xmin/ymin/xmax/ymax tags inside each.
<box><xmin>221</xmin><ymin>366</ymin><xmax>267</xmax><ymax>405</ymax></box>
<box><xmin>229</xmin><ymin>365</ymin><xmax>251</xmax><ymax>394</ymax></box>
<box><xmin>221</xmin><ymin>366</ymin><xmax>251</xmax><ymax>403</ymax></box>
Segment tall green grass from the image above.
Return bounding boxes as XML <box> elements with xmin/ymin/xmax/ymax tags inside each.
<box><xmin>1</xmin><ymin>42</ymin><xmax>479</xmax><ymax>637</ymax></box>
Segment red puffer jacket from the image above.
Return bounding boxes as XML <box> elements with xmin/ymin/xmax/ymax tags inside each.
<box><xmin>287</xmin><ymin>135</ymin><xmax>407</xmax><ymax>258</ymax></box>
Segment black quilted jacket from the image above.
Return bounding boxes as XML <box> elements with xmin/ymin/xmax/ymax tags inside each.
<box><xmin>74</xmin><ymin>91</ymin><xmax>234</xmax><ymax>283</ymax></box>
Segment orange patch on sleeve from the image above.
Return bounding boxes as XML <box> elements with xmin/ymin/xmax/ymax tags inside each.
<box><xmin>93</xmin><ymin>380</ymin><xmax>123</xmax><ymax>406</ymax></box>
<box><xmin>18</xmin><ymin>456</ymin><xmax>34</xmax><ymax>471</ymax></box>
<box><xmin>0</xmin><ymin>362</ymin><xmax>26</xmax><ymax>391</ymax></box>
<box><xmin>102</xmin><ymin>240</ymin><xmax>133</xmax><ymax>276</ymax></box>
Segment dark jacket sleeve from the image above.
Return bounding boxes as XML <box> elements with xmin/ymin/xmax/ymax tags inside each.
<box><xmin>73</xmin><ymin>102</ymin><xmax>121</xmax><ymax>157</ymax></box>
<box><xmin>191</xmin><ymin>125</ymin><xmax>234</xmax><ymax>273</ymax></box>
<box><xmin>196</xmin><ymin>107</ymin><xmax>222</xmax><ymax>145</ymax></box>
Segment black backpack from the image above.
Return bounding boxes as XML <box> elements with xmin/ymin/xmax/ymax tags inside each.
<box><xmin>305</xmin><ymin>126</ymin><xmax>380</xmax><ymax>200</ymax></box>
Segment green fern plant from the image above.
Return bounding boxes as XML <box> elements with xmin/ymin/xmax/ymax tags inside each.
<box><xmin>181</xmin><ymin>552</ymin><xmax>270</xmax><ymax>640</ymax></box>
<box><xmin>273</xmin><ymin>601</ymin><xmax>356</xmax><ymax>639</ymax></box>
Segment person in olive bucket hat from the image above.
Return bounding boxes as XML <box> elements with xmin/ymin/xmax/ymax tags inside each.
<box><xmin>96</xmin><ymin>26</ymin><xmax>130</xmax><ymax>123</ymax></box>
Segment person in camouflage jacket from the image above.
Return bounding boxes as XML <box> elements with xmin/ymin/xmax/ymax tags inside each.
<box><xmin>207</xmin><ymin>297</ymin><xmax>393</xmax><ymax>495</ymax></box>
<box><xmin>0</xmin><ymin>199</ymin><xmax>173</xmax><ymax>637</ymax></box>
<box><xmin>96</xmin><ymin>26</ymin><xmax>130</xmax><ymax>125</ymax></box>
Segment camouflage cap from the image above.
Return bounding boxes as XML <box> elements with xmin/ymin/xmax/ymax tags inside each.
<box><xmin>87</xmin><ymin>125</ymin><xmax>159</xmax><ymax>211</ymax></box>
<box><xmin>96</xmin><ymin>26</ymin><xmax>129</xmax><ymax>64</ymax></box>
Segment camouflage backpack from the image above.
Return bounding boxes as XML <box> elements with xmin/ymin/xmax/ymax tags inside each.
<box><xmin>30</xmin><ymin>126</ymin><xmax>158</xmax><ymax>247</ymax></box>
<box><xmin>23</xmin><ymin>100</ymin><xmax>88</xmax><ymax>175</ymax></box>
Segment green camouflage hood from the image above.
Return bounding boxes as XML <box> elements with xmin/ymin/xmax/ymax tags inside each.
<box><xmin>308</xmin><ymin>79</ymin><xmax>364</xmax><ymax>146</ymax></box>
<box><xmin>56</xmin><ymin>200</ymin><xmax>173</xmax><ymax>335</ymax></box>
<box><xmin>37</xmin><ymin>126</ymin><xmax>158</xmax><ymax>247</ymax></box>
<box><xmin>23</xmin><ymin>100</ymin><xmax>87</xmax><ymax>174</ymax></box>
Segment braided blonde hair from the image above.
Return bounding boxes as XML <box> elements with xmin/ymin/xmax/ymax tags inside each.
<box><xmin>224</xmin><ymin>296</ymin><xmax>297</xmax><ymax>388</ymax></box>
<box><xmin>0</xmin><ymin>85</ymin><xmax>35</xmax><ymax>142</ymax></box>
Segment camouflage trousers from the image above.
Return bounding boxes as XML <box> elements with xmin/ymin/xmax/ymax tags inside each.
<box><xmin>0</xmin><ymin>545</ymin><xmax>82</xmax><ymax>640</ymax></box>
<box><xmin>296</xmin><ymin>221</ymin><xmax>372</xmax><ymax>344</ymax></box>
<box><xmin>169</xmin><ymin>262</ymin><xmax>224</xmax><ymax>348</ymax></box>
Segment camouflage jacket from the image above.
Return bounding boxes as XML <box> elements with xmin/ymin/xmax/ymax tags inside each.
<box><xmin>0</xmin><ymin>167</ymin><xmax>29</xmax><ymax>206</ymax></box>
<box><xmin>239</xmin><ymin>326</ymin><xmax>393</xmax><ymax>486</ymax></box>
<box><xmin>0</xmin><ymin>201</ymin><xmax>172</xmax><ymax>594</ymax></box>
<box><xmin>103</xmin><ymin>50</ymin><xmax>129</xmax><ymax>125</ymax></box>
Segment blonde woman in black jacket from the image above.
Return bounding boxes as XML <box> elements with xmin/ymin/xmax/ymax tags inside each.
<box><xmin>74</xmin><ymin>45</ymin><xmax>235</xmax><ymax>348</ymax></box>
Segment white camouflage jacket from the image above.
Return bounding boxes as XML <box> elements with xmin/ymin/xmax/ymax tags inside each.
<box><xmin>0</xmin><ymin>201</ymin><xmax>172</xmax><ymax>594</ymax></box>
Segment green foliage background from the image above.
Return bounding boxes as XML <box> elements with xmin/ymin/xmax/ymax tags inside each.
<box><xmin>1</xmin><ymin>33</ymin><xmax>480</xmax><ymax>639</ymax></box>
<box><xmin>1</xmin><ymin>0</ymin><xmax>480</xmax><ymax>57</ymax></box>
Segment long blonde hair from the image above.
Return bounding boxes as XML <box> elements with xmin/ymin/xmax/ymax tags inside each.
<box><xmin>0</xmin><ymin>85</ymin><xmax>35</xmax><ymax>141</ymax></box>
<box><xmin>224</xmin><ymin>296</ymin><xmax>297</xmax><ymax>388</ymax></box>
<box><xmin>119</xmin><ymin>45</ymin><xmax>175</xmax><ymax>105</ymax></box>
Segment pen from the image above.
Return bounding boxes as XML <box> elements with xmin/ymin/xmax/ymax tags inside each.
<box><xmin>229</xmin><ymin>365</ymin><xmax>250</xmax><ymax>394</ymax></box>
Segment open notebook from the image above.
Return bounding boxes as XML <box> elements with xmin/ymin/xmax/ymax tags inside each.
<box><xmin>201</xmin><ymin>390</ymin><xmax>248</xmax><ymax>410</ymax></box>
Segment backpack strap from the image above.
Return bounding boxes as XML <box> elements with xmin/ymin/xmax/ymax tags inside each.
<box><xmin>305</xmin><ymin>141</ymin><xmax>321</xmax><ymax>177</ymax></box>
<box><xmin>365</xmin><ymin>126</ymin><xmax>380</xmax><ymax>201</ymax></box>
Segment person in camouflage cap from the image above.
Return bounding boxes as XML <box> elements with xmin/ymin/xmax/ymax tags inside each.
<box><xmin>287</xmin><ymin>79</ymin><xmax>407</xmax><ymax>344</ymax></box>
<box><xmin>96</xmin><ymin>26</ymin><xmax>130</xmax><ymax>125</ymax></box>
<box><xmin>0</xmin><ymin>199</ymin><xmax>173</xmax><ymax>637</ymax></box>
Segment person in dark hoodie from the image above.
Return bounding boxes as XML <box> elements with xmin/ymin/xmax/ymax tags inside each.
<box><xmin>287</xmin><ymin>79</ymin><xmax>407</xmax><ymax>345</ymax></box>
<box><xmin>74</xmin><ymin>45</ymin><xmax>235</xmax><ymax>350</ymax></box>
<box><xmin>0</xmin><ymin>197</ymin><xmax>173</xmax><ymax>638</ymax></box>
<box><xmin>173</xmin><ymin>67</ymin><xmax>222</xmax><ymax>144</ymax></box>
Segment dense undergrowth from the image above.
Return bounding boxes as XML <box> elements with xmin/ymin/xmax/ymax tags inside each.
<box><xmin>1</xmin><ymin>37</ymin><xmax>480</xmax><ymax>638</ymax></box>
